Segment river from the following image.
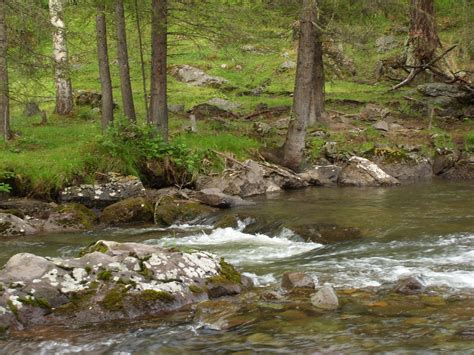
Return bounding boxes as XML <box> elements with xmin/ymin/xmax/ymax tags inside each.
<box><xmin>0</xmin><ymin>181</ymin><xmax>473</xmax><ymax>353</ymax></box>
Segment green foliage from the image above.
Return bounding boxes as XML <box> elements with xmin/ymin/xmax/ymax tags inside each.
<box><xmin>309</xmin><ymin>137</ymin><xmax>326</xmax><ymax>159</ymax></box>
<box><xmin>464</xmin><ymin>130</ymin><xmax>474</xmax><ymax>152</ymax></box>
<box><xmin>430</xmin><ymin>128</ymin><xmax>455</xmax><ymax>151</ymax></box>
<box><xmin>96</xmin><ymin>120</ymin><xmax>202</xmax><ymax>181</ymax></box>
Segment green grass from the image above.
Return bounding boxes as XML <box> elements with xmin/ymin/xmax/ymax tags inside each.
<box><xmin>464</xmin><ymin>130</ymin><xmax>474</xmax><ymax>152</ymax></box>
<box><xmin>1</xmin><ymin>2</ymin><xmax>471</xmax><ymax>197</ymax></box>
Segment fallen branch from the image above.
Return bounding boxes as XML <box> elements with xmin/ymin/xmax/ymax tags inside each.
<box><xmin>210</xmin><ymin>149</ymin><xmax>248</xmax><ymax>169</ymax></box>
<box><xmin>390</xmin><ymin>45</ymin><xmax>457</xmax><ymax>91</ymax></box>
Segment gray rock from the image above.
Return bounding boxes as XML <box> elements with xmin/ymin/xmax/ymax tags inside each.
<box><xmin>154</xmin><ymin>195</ymin><xmax>215</xmax><ymax>227</ymax></box>
<box><xmin>373</xmin><ymin>120</ymin><xmax>389</xmax><ymax>132</ymax></box>
<box><xmin>171</xmin><ymin>65</ymin><xmax>228</xmax><ymax>88</ymax></box>
<box><xmin>253</xmin><ymin>121</ymin><xmax>272</xmax><ymax>136</ymax></box>
<box><xmin>292</xmin><ymin>224</ymin><xmax>362</xmax><ymax>244</ymax></box>
<box><xmin>279</xmin><ymin>60</ymin><xmax>297</xmax><ymax>71</ymax></box>
<box><xmin>281</xmin><ymin>272</ymin><xmax>316</xmax><ymax>290</ymax></box>
<box><xmin>323</xmin><ymin>142</ymin><xmax>339</xmax><ymax>160</ymax></box>
<box><xmin>417</xmin><ymin>83</ymin><xmax>470</xmax><ymax>99</ymax></box>
<box><xmin>339</xmin><ymin>156</ymin><xmax>400</xmax><ymax>187</ymax></box>
<box><xmin>0</xmin><ymin>199</ymin><xmax>54</xmax><ymax>220</ymax></box>
<box><xmin>60</xmin><ymin>173</ymin><xmax>146</xmax><ymax>209</ymax></box>
<box><xmin>207</xmin><ymin>98</ymin><xmax>241</xmax><ymax>112</ymax></box>
<box><xmin>393</xmin><ymin>276</ymin><xmax>426</xmax><ymax>295</ymax></box>
<box><xmin>311</xmin><ymin>285</ymin><xmax>339</xmax><ymax>310</ymax></box>
<box><xmin>377</xmin><ymin>157</ymin><xmax>433</xmax><ymax>182</ymax></box>
<box><xmin>0</xmin><ymin>213</ymin><xmax>37</xmax><ymax>237</ymax></box>
<box><xmin>275</xmin><ymin>118</ymin><xmax>290</xmax><ymax>129</ymax></box>
<box><xmin>168</xmin><ymin>104</ymin><xmax>185</xmax><ymax>113</ymax></box>
<box><xmin>360</xmin><ymin>103</ymin><xmax>391</xmax><ymax>122</ymax></box>
<box><xmin>433</xmin><ymin>152</ymin><xmax>458</xmax><ymax>175</ymax></box>
<box><xmin>375</xmin><ymin>35</ymin><xmax>398</xmax><ymax>53</ymax></box>
<box><xmin>193</xmin><ymin>188</ymin><xmax>255</xmax><ymax>209</ymax></box>
<box><xmin>0</xmin><ymin>253</ymin><xmax>56</xmax><ymax>283</ymax></box>
<box><xmin>299</xmin><ymin>165</ymin><xmax>341</xmax><ymax>186</ymax></box>
<box><xmin>0</xmin><ymin>240</ymin><xmax>244</xmax><ymax>332</ymax></box>
<box><xmin>42</xmin><ymin>204</ymin><xmax>96</xmax><ymax>233</ymax></box>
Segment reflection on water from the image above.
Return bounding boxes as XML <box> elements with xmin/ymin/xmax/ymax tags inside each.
<box><xmin>0</xmin><ymin>180</ymin><xmax>473</xmax><ymax>353</ymax></box>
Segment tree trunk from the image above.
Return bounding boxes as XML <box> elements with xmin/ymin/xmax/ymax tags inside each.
<box><xmin>0</xmin><ymin>0</ymin><xmax>11</xmax><ymax>140</ymax></box>
<box><xmin>282</xmin><ymin>0</ymin><xmax>316</xmax><ymax>171</ymax></box>
<box><xmin>115</xmin><ymin>0</ymin><xmax>137</xmax><ymax>122</ymax></box>
<box><xmin>406</xmin><ymin>0</ymin><xmax>440</xmax><ymax>67</ymax></box>
<box><xmin>150</xmin><ymin>0</ymin><xmax>168</xmax><ymax>141</ymax></box>
<box><xmin>96</xmin><ymin>3</ymin><xmax>114</xmax><ymax>130</ymax></box>
<box><xmin>134</xmin><ymin>0</ymin><xmax>149</xmax><ymax>123</ymax></box>
<box><xmin>308</xmin><ymin>21</ymin><xmax>326</xmax><ymax>126</ymax></box>
<box><xmin>49</xmin><ymin>0</ymin><xmax>73</xmax><ymax>116</ymax></box>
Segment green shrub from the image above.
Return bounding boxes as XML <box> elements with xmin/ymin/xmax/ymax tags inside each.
<box><xmin>95</xmin><ymin>120</ymin><xmax>203</xmax><ymax>185</ymax></box>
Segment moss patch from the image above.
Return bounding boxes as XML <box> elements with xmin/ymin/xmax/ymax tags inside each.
<box><xmin>136</xmin><ymin>290</ymin><xmax>176</xmax><ymax>303</ymax></box>
<box><xmin>97</xmin><ymin>269</ymin><xmax>112</xmax><ymax>281</ymax></box>
<box><xmin>19</xmin><ymin>296</ymin><xmax>51</xmax><ymax>310</ymax></box>
<box><xmin>189</xmin><ymin>284</ymin><xmax>205</xmax><ymax>294</ymax></box>
<box><xmin>208</xmin><ymin>258</ymin><xmax>241</xmax><ymax>284</ymax></box>
<box><xmin>100</xmin><ymin>286</ymin><xmax>128</xmax><ymax>311</ymax></box>
<box><xmin>79</xmin><ymin>241</ymin><xmax>109</xmax><ymax>257</ymax></box>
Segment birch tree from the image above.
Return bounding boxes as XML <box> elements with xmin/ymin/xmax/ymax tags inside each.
<box><xmin>49</xmin><ymin>0</ymin><xmax>73</xmax><ymax>115</ymax></box>
<box><xmin>0</xmin><ymin>0</ymin><xmax>11</xmax><ymax>140</ymax></box>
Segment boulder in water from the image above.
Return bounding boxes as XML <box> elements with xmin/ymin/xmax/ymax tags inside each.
<box><xmin>393</xmin><ymin>276</ymin><xmax>426</xmax><ymax>295</ymax></box>
<box><xmin>311</xmin><ymin>285</ymin><xmax>339</xmax><ymax>310</ymax></box>
<box><xmin>100</xmin><ymin>197</ymin><xmax>154</xmax><ymax>225</ymax></box>
<box><xmin>281</xmin><ymin>272</ymin><xmax>316</xmax><ymax>290</ymax></box>
<box><xmin>154</xmin><ymin>195</ymin><xmax>215</xmax><ymax>227</ymax></box>
<box><xmin>339</xmin><ymin>156</ymin><xmax>400</xmax><ymax>187</ymax></box>
<box><xmin>298</xmin><ymin>165</ymin><xmax>341</xmax><ymax>186</ymax></box>
<box><xmin>193</xmin><ymin>188</ymin><xmax>255</xmax><ymax>209</ymax></box>
<box><xmin>60</xmin><ymin>173</ymin><xmax>146</xmax><ymax>209</ymax></box>
<box><xmin>0</xmin><ymin>241</ymin><xmax>245</xmax><ymax>332</ymax></box>
<box><xmin>0</xmin><ymin>213</ymin><xmax>37</xmax><ymax>237</ymax></box>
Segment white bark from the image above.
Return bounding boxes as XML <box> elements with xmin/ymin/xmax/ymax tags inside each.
<box><xmin>49</xmin><ymin>0</ymin><xmax>73</xmax><ymax>115</ymax></box>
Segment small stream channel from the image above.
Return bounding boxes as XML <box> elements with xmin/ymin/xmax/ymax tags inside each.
<box><xmin>0</xmin><ymin>181</ymin><xmax>473</xmax><ymax>353</ymax></box>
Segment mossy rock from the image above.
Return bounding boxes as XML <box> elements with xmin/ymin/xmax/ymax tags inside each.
<box><xmin>154</xmin><ymin>195</ymin><xmax>215</xmax><ymax>227</ymax></box>
<box><xmin>100</xmin><ymin>197</ymin><xmax>154</xmax><ymax>225</ymax></box>
<box><xmin>79</xmin><ymin>240</ymin><xmax>109</xmax><ymax>256</ymax></box>
<box><xmin>43</xmin><ymin>203</ymin><xmax>97</xmax><ymax>232</ymax></box>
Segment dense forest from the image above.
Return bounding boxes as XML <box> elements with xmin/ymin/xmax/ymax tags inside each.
<box><xmin>0</xmin><ymin>1</ymin><xmax>473</xmax><ymax>353</ymax></box>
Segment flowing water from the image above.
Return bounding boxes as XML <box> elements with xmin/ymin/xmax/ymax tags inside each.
<box><xmin>0</xmin><ymin>181</ymin><xmax>473</xmax><ymax>353</ymax></box>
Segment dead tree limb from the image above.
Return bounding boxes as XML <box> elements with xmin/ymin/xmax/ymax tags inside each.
<box><xmin>390</xmin><ymin>45</ymin><xmax>457</xmax><ymax>91</ymax></box>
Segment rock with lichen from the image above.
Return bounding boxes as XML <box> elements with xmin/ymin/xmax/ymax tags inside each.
<box><xmin>0</xmin><ymin>213</ymin><xmax>37</xmax><ymax>237</ymax></box>
<box><xmin>0</xmin><ymin>240</ymin><xmax>247</xmax><ymax>334</ymax></box>
<box><xmin>60</xmin><ymin>173</ymin><xmax>146</xmax><ymax>209</ymax></box>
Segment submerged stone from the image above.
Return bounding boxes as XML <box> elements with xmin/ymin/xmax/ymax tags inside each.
<box><xmin>393</xmin><ymin>276</ymin><xmax>426</xmax><ymax>295</ymax></box>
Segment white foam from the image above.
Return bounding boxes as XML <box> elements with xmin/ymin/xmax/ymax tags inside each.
<box><xmin>152</xmin><ymin>227</ymin><xmax>322</xmax><ymax>265</ymax></box>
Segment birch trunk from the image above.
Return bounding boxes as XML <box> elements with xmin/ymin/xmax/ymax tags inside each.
<box><xmin>150</xmin><ymin>0</ymin><xmax>168</xmax><ymax>141</ymax></box>
<box><xmin>96</xmin><ymin>3</ymin><xmax>114</xmax><ymax>130</ymax></box>
<box><xmin>49</xmin><ymin>0</ymin><xmax>73</xmax><ymax>115</ymax></box>
<box><xmin>282</xmin><ymin>0</ymin><xmax>316</xmax><ymax>171</ymax></box>
<box><xmin>0</xmin><ymin>0</ymin><xmax>11</xmax><ymax>140</ymax></box>
<box><xmin>115</xmin><ymin>0</ymin><xmax>137</xmax><ymax>122</ymax></box>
